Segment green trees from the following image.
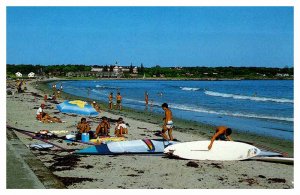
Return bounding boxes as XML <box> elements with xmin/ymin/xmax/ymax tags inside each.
<box><xmin>6</xmin><ymin>64</ymin><xmax>293</xmax><ymax>79</ymax></box>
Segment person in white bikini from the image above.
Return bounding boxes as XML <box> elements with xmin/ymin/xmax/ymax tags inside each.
<box><xmin>161</xmin><ymin>103</ymin><xmax>174</xmax><ymax>141</ymax></box>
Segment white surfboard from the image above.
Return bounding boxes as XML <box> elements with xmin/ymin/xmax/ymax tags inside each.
<box><xmin>164</xmin><ymin>140</ymin><xmax>261</xmax><ymax>161</ymax></box>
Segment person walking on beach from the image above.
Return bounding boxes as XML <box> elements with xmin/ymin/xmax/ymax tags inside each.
<box><xmin>208</xmin><ymin>126</ymin><xmax>233</xmax><ymax>150</ymax></box>
<box><xmin>116</xmin><ymin>92</ymin><xmax>122</xmax><ymax>110</ymax></box>
<box><xmin>161</xmin><ymin>103</ymin><xmax>174</xmax><ymax>141</ymax></box>
<box><xmin>16</xmin><ymin>79</ymin><xmax>24</xmax><ymax>93</ymax></box>
<box><xmin>52</xmin><ymin>83</ymin><xmax>57</xmax><ymax>93</ymax></box>
<box><xmin>109</xmin><ymin>92</ymin><xmax>113</xmax><ymax>110</ymax></box>
<box><xmin>95</xmin><ymin>116</ymin><xmax>110</xmax><ymax>137</ymax></box>
<box><xmin>57</xmin><ymin>89</ymin><xmax>61</xmax><ymax>98</ymax></box>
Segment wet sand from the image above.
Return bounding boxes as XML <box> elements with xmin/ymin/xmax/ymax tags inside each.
<box><xmin>6</xmin><ymin>78</ymin><xmax>294</xmax><ymax>189</ymax></box>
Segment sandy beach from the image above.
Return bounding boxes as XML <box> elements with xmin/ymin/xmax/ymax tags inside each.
<box><xmin>6</xmin><ymin>78</ymin><xmax>294</xmax><ymax>189</ymax></box>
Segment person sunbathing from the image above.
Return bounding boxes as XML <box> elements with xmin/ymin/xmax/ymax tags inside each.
<box><xmin>41</xmin><ymin>113</ymin><xmax>62</xmax><ymax>123</ymax></box>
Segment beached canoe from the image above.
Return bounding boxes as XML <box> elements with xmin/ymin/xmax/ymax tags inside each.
<box><xmin>75</xmin><ymin>139</ymin><xmax>177</xmax><ymax>155</ymax></box>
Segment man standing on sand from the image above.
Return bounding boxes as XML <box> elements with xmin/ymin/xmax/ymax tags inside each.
<box><xmin>208</xmin><ymin>126</ymin><xmax>233</xmax><ymax>150</ymax></box>
<box><xmin>109</xmin><ymin>92</ymin><xmax>113</xmax><ymax>110</ymax></box>
<box><xmin>116</xmin><ymin>92</ymin><xmax>122</xmax><ymax>110</ymax></box>
<box><xmin>161</xmin><ymin>103</ymin><xmax>174</xmax><ymax>141</ymax></box>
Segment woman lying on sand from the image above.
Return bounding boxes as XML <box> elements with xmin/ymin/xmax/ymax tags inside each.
<box><xmin>41</xmin><ymin>113</ymin><xmax>62</xmax><ymax>123</ymax></box>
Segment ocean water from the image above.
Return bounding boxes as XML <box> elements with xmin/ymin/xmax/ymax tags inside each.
<box><xmin>53</xmin><ymin>80</ymin><xmax>294</xmax><ymax>140</ymax></box>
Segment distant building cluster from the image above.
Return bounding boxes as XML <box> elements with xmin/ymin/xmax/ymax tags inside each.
<box><xmin>67</xmin><ymin>63</ymin><xmax>138</xmax><ymax>78</ymax></box>
<box><xmin>275</xmin><ymin>73</ymin><xmax>290</xmax><ymax>77</ymax></box>
<box><xmin>15</xmin><ymin>72</ymin><xmax>35</xmax><ymax>78</ymax></box>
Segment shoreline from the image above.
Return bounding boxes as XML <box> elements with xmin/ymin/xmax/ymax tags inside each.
<box><xmin>37</xmin><ymin>78</ymin><xmax>293</xmax><ymax>157</ymax></box>
<box><xmin>6</xmin><ymin>78</ymin><xmax>294</xmax><ymax>189</ymax></box>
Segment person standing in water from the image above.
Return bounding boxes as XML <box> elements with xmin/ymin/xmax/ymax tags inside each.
<box><xmin>109</xmin><ymin>92</ymin><xmax>113</xmax><ymax>110</ymax></box>
<box><xmin>145</xmin><ymin>91</ymin><xmax>149</xmax><ymax>109</ymax></box>
<box><xmin>116</xmin><ymin>92</ymin><xmax>122</xmax><ymax>111</ymax></box>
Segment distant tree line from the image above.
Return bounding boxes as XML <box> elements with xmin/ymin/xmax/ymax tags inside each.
<box><xmin>6</xmin><ymin>64</ymin><xmax>293</xmax><ymax>79</ymax></box>
<box><xmin>143</xmin><ymin>66</ymin><xmax>294</xmax><ymax>79</ymax></box>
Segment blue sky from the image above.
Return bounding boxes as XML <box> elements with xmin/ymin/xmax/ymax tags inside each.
<box><xmin>6</xmin><ymin>6</ymin><xmax>293</xmax><ymax>67</ymax></box>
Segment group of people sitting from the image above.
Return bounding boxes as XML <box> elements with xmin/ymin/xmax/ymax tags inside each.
<box><xmin>76</xmin><ymin>116</ymin><xmax>128</xmax><ymax>140</ymax></box>
<box><xmin>36</xmin><ymin>100</ymin><xmax>233</xmax><ymax>150</ymax></box>
<box><xmin>36</xmin><ymin>103</ymin><xmax>62</xmax><ymax>123</ymax></box>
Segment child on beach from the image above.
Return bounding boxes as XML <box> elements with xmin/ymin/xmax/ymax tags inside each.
<box><xmin>91</xmin><ymin>101</ymin><xmax>101</xmax><ymax>112</ymax></box>
<box><xmin>76</xmin><ymin>117</ymin><xmax>93</xmax><ymax>140</ymax></box>
<box><xmin>208</xmin><ymin>126</ymin><xmax>233</xmax><ymax>150</ymax></box>
<box><xmin>95</xmin><ymin>116</ymin><xmax>110</xmax><ymax>137</ymax></box>
<box><xmin>161</xmin><ymin>103</ymin><xmax>174</xmax><ymax>141</ymax></box>
<box><xmin>114</xmin><ymin>117</ymin><xmax>128</xmax><ymax>137</ymax></box>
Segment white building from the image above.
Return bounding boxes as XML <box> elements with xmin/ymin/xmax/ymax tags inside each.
<box><xmin>15</xmin><ymin>72</ymin><xmax>22</xmax><ymax>77</ymax></box>
<box><xmin>91</xmin><ymin>67</ymin><xmax>103</xmax><ymax>72</ymax></box>
<box><xmin>28</xmin><ymin>72</ymin><xmax>35</xmax><ymax>78</ymax></box>
<box><xmin>133</xmin><ymin>67</ymin><xmax>138</xmax><ymax>74</ymax></box>
<box><xmin>113</xmin><ymin>66</ymin><xmax>122</xmax><ymax>73</ymax></box>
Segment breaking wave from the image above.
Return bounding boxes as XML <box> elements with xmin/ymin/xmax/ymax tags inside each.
<box><xmin>180</xmin><ymin>87</ymin><xmax>200</xmax><ymax>91</ymax></box>
<box><xmin>95</xmin><ymin>85</ymin><xmax>120</xmax><ymax>90</ymax></box>
<box><xmin>204</xmin><ymin>90</ymin><xmax>293</xmax><ymax>103</ymax></box>
<box><xmin>170</xmin><ymin>103</ymin><xmax>293</xmax><ymax>122</ymax></box>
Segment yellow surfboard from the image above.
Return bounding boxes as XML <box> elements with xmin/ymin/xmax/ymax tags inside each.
<box><xmin>90</xmin><ymin>137</ymin><xmax>126</xmax><ymax>144</ymax></box>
